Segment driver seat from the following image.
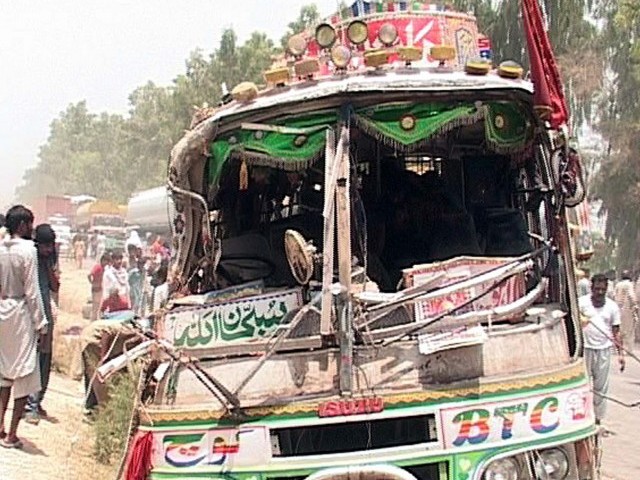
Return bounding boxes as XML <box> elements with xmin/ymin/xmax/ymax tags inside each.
<box><xmin>218</xmin><ymin>234</ymin><xmax>275</xmax><ymax>285</ymax></box>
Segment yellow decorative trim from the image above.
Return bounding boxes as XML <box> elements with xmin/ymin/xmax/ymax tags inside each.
<box><xmin>141</xmin><ymin>361</ymin><xmax>586</xmax><ymax>425</ymax></box>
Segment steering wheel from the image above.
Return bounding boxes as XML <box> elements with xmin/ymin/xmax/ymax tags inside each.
<box><xmin>216</xmin><ymin>253</ymin><xmax>276</xmax><ymax>285</ymax></box>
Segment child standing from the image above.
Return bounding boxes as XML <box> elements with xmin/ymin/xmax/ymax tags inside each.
<box><xmin>88</xmin><ymin>253</ymin><xmax>110</xmax><ymax>321</ymax></box>
<box><xmin>102</xmin><ymin>250</ymin><xmax>130</xmax><ymax>307</ymax></box>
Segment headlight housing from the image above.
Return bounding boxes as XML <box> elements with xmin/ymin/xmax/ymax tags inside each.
<box><xmin>483</xmin><ymin>457</ymin><xmax>520</xmax><ymax>480</ymax></box>
<box><xmin>315</xmin><ymin>23</ymin><xmax>337</xmax><ymax>49</ymax></box>
<box><xmin>330</xmin><ymin>45</ymin><xmax>352</xmax><ymax>69</ymax></box>
<box><xmin>534</xmin><ymin>448</ymin><xmax>570</xmax><ymax>480</ymax></box>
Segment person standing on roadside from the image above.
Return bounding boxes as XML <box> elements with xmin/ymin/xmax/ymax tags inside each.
<box><xmin>73</xmin><ymin>235</ymin><xmax>86</xmax><ymax>269</ymax></box>
<box><xmin>103</xmin><ymin>250</ymin><xmax>130</xmax><ymax>306</ymax></box>
<box><xmin>95</xmin><ymin>231</ymin><xmax>106</xmax><ymax>261</ymax></box>
<box><xmin>605</xmin><ymin>269</ymin><xmax>616</xmax><ymax>300</ymax></box>
<box><xmin>88</xmin><ymin>232</ymin><xmax>98</xmax><ymax>260</ymax></box>
<box><xmin>127</xmin><ymin>244</ymin><xmax>145</xmax><ymax>316</ymax></box>
<box><xmin>577</xmin><ymin>268</ymin><xmax>591</xmax><ymax>297</ymax></box>
<box><xmin>579</xmin><ymin>273</ymin><xmax>623</xmax><ymax>426</ymax></box>
<box><xmin>0</xmin><ymin>205</ymin><xmax>47</xmax><ymax>449</ymax></box>
<box><xmin>614</xmin><ymin>270</ymin><xmax>639</xmax><ymax>349</ymax></box>
<box><xmin>25</xmin><ymin>225</ymin><xmax>60</xmax><ymax>424</ymax></box>
<box><xmin>88</xmin><ymin>253</ymin><xmax>111</xmax><ymax>322</ymax></box>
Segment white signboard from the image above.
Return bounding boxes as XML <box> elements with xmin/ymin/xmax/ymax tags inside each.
<box><xmin>163</xmin><ymin>289</ymin><xmax>302</xmax><ymax>350</ymax></box>
<box><xmin>440</xmin><ymin>385</ymin><xmax>594</xmax><ymax>450</ymax></box>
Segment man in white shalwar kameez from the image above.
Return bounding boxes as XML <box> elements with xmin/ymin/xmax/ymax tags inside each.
<box><xmin>0</xmin><ymin>206</ymin><xmax>47</xmax><ymax>449</ymax></box>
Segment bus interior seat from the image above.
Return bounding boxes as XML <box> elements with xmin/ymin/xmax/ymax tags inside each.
<box><xmin>428</xmin><ymin>212</ymin><xmax>482</xmax><ymax>261</ymax></box>
<box><xmin>218</xmin><ymin>234</ymin><xmax>275</xmax><ymax>286</ymax></box>
<box><xmin>482</xmin><ymin>208</ymin><xmax>532</xmax><ymax>256</ymax></box>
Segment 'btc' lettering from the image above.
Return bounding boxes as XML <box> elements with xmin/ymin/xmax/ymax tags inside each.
<box><xmin>450</xmin><ymin>396</ymin><xmax>562</xmax><ymax>446</ymax></box>
<box><xmin>530</xmin><ymin>397</ymin><xmax>560</xmax><ymax>434</ymax></box>
<box><xmin>452</xmin><ymin>409</ymin><xmax>491</xmax><ymax>446</ymax></box>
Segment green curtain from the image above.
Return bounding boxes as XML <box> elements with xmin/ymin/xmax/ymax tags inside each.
<box><xmin>484</xmin><ymin>102</ymin><xmax>534</xmax><ymax>154</ymax></box>
<box><xmin>207</xmin><ymin>102</ymin><xmax>535</xmax><ymax>185</ymax></box>
<box><xmin>353</xmin><ymin>102</ymin><xmax>484</xmax><ymax>149</ymax></box>
<box><xmin>208</xmin><ymin>112</ymin><xmax>336</xmax><ymax>184</ymax></box>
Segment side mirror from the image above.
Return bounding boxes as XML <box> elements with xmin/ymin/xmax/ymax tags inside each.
<box><xmin>551</xmin><ymin>147</ymin><xmax>586</xmax><ymax>207</ymax></box>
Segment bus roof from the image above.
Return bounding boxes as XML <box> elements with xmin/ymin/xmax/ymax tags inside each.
<box><xmin>197</xmin><ymin>69</ymin><xmax>534</xmax><ymax>130</ymax></box>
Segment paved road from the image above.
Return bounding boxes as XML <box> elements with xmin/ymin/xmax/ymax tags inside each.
<box><xmin>600</xmin><ymin>348</ymin><xmax>640</xmax><ymax>480</ymax></box>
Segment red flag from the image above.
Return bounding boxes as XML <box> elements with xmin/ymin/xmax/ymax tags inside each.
<box><xmin>520</xmin><ymin>0</ymin><xmax>569</xmax><ymax>129</ymax></box>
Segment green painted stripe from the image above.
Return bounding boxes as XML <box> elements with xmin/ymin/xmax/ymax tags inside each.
<box><xmin>145</xmin><ymin>372</ymin><xmax>588</xmax><ymax>429</ymax></box>
<box><xmin>148</xmin><ymin>427</ymin><xmax>597</xmax><ymax>479</ymax></box>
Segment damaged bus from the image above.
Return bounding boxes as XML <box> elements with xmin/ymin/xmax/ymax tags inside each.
<box><xmin>120</xmin><ymin>3</ymin><xmax>598</xmax><ymax>480</ymax></box>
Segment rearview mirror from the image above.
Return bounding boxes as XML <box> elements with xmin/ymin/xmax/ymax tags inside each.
<box><xmin>551</xmin><ymin>147</ymin><xmax>586</xmax><ymax>207</ymax></box>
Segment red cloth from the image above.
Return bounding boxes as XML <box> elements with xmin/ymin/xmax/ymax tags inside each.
<box><xmin>100</xmin><ymin>294</ymin><xmax>130</xmax><ymax>313</ymax></box>
<box><xmin>125</xmin><ymin>431</ymin><xmax>154</xmax><ymax>480</ymax></box>
<box><xmin>521</xmin><ymin>0</ymin><xmax>569</xmax><ymax>129</ymax></box>
<box><xmin>90</xmin><ymin>263</ymin><xmax>104</xmax><ymax>292</ymax></box>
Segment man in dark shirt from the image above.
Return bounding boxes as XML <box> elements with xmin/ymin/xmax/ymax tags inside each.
<box><xmin>25</xmin><ymin>224</ymin><xmax>59</xmax><ymax>424</ymax></box>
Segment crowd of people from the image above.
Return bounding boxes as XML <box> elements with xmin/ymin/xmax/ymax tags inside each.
<box><xmin>0</xmin><ymin>205</ymin><xmax>171</xmax><ymax>447</ymax></box>
<box><xmin>74</xmin><ymin>231</ymin><xmax>171</xmax><ymax>320</ymax></box>
<box><xmin>577</xmin><ymin>267</ymin><xmax>640</xmax><ymax>432</ymax></box>
<box><xmin>80</xmin><ymin>231</ymin><xmax>170</xmax><ymax>417</ymax></box>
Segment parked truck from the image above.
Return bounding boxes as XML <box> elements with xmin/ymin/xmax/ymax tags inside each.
<box><xmin>29</xmin><ymin>195</ymin><xmax>74</xmax><ymax>255</ymax></box>
<box><xmin>75</xmin><ymin>200</ymin><xmax>125</xmax><ymax>235</ymax></box>
<box><xmin>126</xmin><ymin>186</ymin><xmax>175</xmax><ymax>236</ymax></box>
<box><xmin>29</xmin><ymin>195</ymin><xmax>73</xmax><ymax>225</ymax></box>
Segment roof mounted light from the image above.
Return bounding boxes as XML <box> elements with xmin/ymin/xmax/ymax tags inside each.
<box><xmin>331</xmin><ymin>44</ymin><xmax>352</xmax><ymax>69</ymax></box>
<box><xmin>498</xmin><ymin>60</ymin><xmax>523</xmax><ymax>79</ymax></box>
<box><xmin>377</xmin><ymin>23</ymin><xmax>398</xmax><ymax>47</ymax></box>
<box><xmin>294</xmin><ymin>58</ymin><xmax>320</xmax><ymax>78</ymax></box>
<box><xmin>398</xmin><ymin>46</ymin><xmax>423</xmax><ymax>65</ymax></box>
<box><xmin>315</xmin><ymin>23</ymin><xmax>337</xmax><ymax>49</ymax></box>
<box><xmin>264</xmin><ymin>67</ymin><xmax>290</xmax><ymax>86</ymax></box>
<box><xmin>465</xmin><ymin>58</ymin><xmax>491</xmax><ymax>75</ymax></box>
<box><xmin>364</xmin><ymin>49</ymin><xmax>389</xmax><ymax>68</ymax></box>
<box><xmin>287</xmin><ymin>34</ymin><xmax>308</xmax><ymax>57</ymax></box>
<box><xmin>347</xmin><ymin>20</ymin><xmax>369</xmax><ymax>45</ymax></box>
<box><xmin>430</xmin><ymin>45</ymin><xmax>456</xmax><ymax>62</ymax></box>
<box><xmin>231</xmin><ymin>82</ymin><xmax>258</xmax><ymax>103</ymax></box>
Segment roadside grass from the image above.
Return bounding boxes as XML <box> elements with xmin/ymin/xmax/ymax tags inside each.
<box><xmin>54</xmin><ymin>260</ymin><xmax>128</xmax><ymax>478</ymax></box>
<box><xmin>94</xmin><ymin>366</ymin><xmax>140</xmax><ymax>467</ymax></box>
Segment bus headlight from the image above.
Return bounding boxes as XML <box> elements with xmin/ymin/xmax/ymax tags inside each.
<box><xmin>483</xmin><ymin>457</ymin><xmax>520</xmax><ymax>480</ymax></box>
<box><xmin>534</xmin><ymin>448</ymin><xmax>570</xmax><ymax>479</ymax></box>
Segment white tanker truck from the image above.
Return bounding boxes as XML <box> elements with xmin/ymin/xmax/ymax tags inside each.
<box><xmin>125</xmin><ymin>186</ymin><xmax>175</xmax><ymax>236</ymax></box>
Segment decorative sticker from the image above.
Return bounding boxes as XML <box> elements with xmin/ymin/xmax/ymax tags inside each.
<box><xmin>441</xmin><ymin>385</ymin><xmax>593</xmax><ymax>449</ymax></box>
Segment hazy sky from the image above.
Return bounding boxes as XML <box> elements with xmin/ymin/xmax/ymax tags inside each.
<box><xmin>0</xmin><ymin>0</ymin><xmax>339</xmax><ymax>209</ymax></box>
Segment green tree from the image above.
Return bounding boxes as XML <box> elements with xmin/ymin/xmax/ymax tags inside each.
<box><xmin>591</xmin><ymin>0</ymin><xmax>640</xmax><ymax>270</ymax></box>
<box><xmin>280</xmin><ymin>4</ymin><xmax>320</xmax><ymax>47</ymax></box>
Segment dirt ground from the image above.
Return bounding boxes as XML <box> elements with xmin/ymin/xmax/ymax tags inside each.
<box><xmin>1</xmin><ymin>259</ymin><xmax>117</xmax><ymax>480</ymax></box>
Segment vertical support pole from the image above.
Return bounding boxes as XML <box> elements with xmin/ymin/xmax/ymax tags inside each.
<box><xmin>321</xmin><ymin>128</ymin><xmax>337</xmax><ymax>336</ymax></box>
<box><xmin>335</xmin><ymin>127</ymin><xmax>353</xmax><ymax>395</ymax></box>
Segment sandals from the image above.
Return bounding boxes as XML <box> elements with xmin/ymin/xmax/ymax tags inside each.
<box><xmin>0</xmin><ymin>437</ymin><xmax>23</xmax><ymax>449</ymax></box>
<box><xmin>24</xmin><ymin>412</ymin><xmax>41</xmax><ymax>425</ymax></box>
